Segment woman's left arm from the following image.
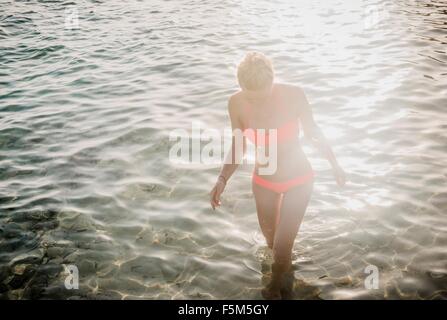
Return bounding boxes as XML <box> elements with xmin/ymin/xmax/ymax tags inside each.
<box><xmin>294</xmin><ymin>87</ymin><xmax>346</xmax><ymax>187</ymax></box>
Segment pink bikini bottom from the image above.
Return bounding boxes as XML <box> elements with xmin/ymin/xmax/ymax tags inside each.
<box><xmin>252</xmin><ymin>171</ymin><xmax>314</xmax><ymax>194</ymax></box>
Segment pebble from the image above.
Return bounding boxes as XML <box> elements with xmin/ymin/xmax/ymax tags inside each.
<box><xmin>13</xmin><ymin>264</ymin><xmax>29</xmax><ymax>276</ymax></box>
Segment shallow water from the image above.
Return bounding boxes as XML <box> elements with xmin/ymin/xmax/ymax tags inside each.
<box><xmin>1</xmin><ymin>0</ymin><xmax>446</xmax><ymax>299</ymax></box>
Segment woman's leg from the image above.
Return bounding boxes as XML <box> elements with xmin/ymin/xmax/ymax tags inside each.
<box><xmin>252</xmin><ymin>180</ymin><xmax>282</xmax><ymax>249</ymax></box>
<box><xmin>270</xmin><ymin>181</ymin><xmax>314</xmax><ymax>288</ymax></box>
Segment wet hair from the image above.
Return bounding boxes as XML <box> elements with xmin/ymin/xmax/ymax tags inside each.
<box><xmin>237</xmin><ymin>51</ymin><xmax>274</xmax><ymax>90</ymax></box>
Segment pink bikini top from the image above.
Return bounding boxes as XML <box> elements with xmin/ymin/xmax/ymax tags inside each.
<box><xmin>243</xmin><ymin>102</ymin><xmax>300</xmax><ymax>147</ymax></box>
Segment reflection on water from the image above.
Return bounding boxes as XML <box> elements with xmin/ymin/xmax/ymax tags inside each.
<box><xmin>0</xmin><ymin>0</ymin><xmax>446</xmax><ymax>299</ymax></box>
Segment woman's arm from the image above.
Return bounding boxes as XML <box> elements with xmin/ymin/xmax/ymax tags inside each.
<box><xmin>295</xmin><ymin>87</ymin><xmax>346</xmax><ymax>187</ymax></box>
<box><xmin>210</xmin><ymin>95</ymin><xmax>246</xmax><ymax>209</ymax></box>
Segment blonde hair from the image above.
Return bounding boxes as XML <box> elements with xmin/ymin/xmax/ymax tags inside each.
<box><xmin>237</xmin><ymin>51</ymin><xmax>274</xmax><ymax>90</ymax></box>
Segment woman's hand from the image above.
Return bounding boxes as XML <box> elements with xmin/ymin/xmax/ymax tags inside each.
<box><xmin>332</xmin><ymin>165</ymin><xmax>346</xmax><ymax>187</ymax></box>
<box><xmin>210</xmin><ymin>179</ymin><xmax>226</xmax><ymax>210</ymax></box>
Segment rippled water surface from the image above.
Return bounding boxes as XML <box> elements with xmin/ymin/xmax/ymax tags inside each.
<box><xmin>1</xmin><ymin>0</ymin><xmax>446</xmax><ymax>299</ymax></box>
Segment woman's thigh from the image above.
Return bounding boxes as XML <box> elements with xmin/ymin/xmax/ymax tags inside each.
<box><xmin>273</xmin><ymin>181</ymin><xmax>313</xmax><ymax>259</ymax></box>
<box><xmin>252</xmin><ymin>180</ymin><xmax>282</xmax><ymax>245</ymax></box>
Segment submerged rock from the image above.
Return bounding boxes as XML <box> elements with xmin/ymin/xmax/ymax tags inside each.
<box><xmin>120</xmin><ymin>256</ymin><xmax>164</xmax><ymax>280</ymax></box>
<box><xmin>46</xmin><ymin>247</ymin><xmax>65</xmax><ymax>259</ymax></box>
<box><xmin>1</xmin><ymin>222</ymin><xmax>23</xmax><ymax>238</ymax></box>
<box><xmin>0</xmin><ymin>283</ymin><xmax>8</xmax><ymax>294</ymax></box>
<box><xmin>63</xmin><ymin>250</ymin><xmax>81</xmax><ymax>264</ymax></box>
<box><xmin>31</xmin><ymin>220</ymin><xmax>59</xmax><ymax>231</ymax></box>
<box><xmin>10</xmin><ymin>210</ymin><xmax>58</xmax><ymax>223</ymax></box>
<box><xmin>0</xmin><ymin>238</ymin><xmax>25</xmax><ymax>252</ymax></box>
<box><xmin>13</xmin><ymin>264</ymin><xmax>30</xmax><ymax>276</ymax></box>
<box><xmin>58</xmin><ymin>211</ymin><xmax>95</xmax><ymax>232</ymax></box>
<box><xmin>428</xmin><ymin>192</ymin><xmax>447</xmax><ymax>210</ymax></box>
<box><xmin>37</xmin><ymin>264</ymin><xmax>63</xmax><ymax>278</ymax></box>
<box><xmin>9</xmin><ymin>249</ymin><xmax>44</xmax><ymax>266</ymax></box>
<box><xmin>8</xmin><ymin>264</ymin><xmax>37</xmax><ymax>290</ymax></box>
<box><xmin>78</xmin><ymin>259</ymin><xmax>97</xmax><ymax>274</ymax></box>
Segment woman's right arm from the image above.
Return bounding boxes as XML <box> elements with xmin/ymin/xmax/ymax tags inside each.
<box><xmin>210</xmin><ymin>95</ymin><xmax>246</xmax><ymax>210</ymax></box>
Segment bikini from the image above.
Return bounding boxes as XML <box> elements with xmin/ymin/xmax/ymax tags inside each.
<box><xmin>243</xmin><ymin>101</ymin><xmax>315</xmax><ymax>194</ymax></box>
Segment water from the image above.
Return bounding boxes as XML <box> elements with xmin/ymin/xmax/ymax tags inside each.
<box><xmin>1</xmin><ymin>0</ymin><xmax>446</xmax><ymax>299</ymax></box>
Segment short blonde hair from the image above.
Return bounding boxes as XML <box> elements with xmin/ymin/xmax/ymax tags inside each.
<box><xmin>237</xmin><ymin>51</ymin><xmax>274</xmax><ymax>90</ymax></box>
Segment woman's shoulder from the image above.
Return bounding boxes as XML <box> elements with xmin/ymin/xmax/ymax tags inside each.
<box><xmin>226</xmin><ymin>91</ymin><xmax>248</xmax><ymax>126</ymax></box>
<box><xmin>227</xmin><ymin>90</ymin><xmax>245</xmax><ymax>112</ymax></box>
<box><xmin>229</xmin><ymin>90</ymin><xmax>244</xmax><ymax>101</ymax></box>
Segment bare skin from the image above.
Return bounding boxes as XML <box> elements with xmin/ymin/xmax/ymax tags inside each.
<box><xmin>209</xmin><ymin>83</ymin><xmax>346</xmax><ymax>299</ymax></box>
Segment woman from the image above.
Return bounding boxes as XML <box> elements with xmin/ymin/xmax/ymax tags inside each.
<box><xmin>209</xmin><ymin>52</ymin><xmax>346</xmax><ymax>299</ymax></box>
